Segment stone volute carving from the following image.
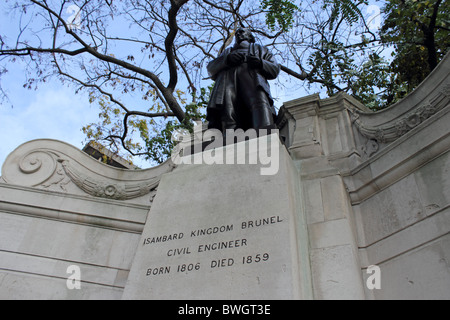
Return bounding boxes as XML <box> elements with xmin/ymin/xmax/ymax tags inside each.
<box><xmin>1</xmin><ymin>139</ymin><xmax>175</xmax><ymax>203</ymax></box>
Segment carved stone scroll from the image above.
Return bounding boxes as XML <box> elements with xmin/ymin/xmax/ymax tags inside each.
<box><xmin>58</xmin><ymin>159</ymin><xmax>159</xmax><ymax>200</ymax></box>
<box><xmin>1</xmin><ymin>139</ymin><xmax>174</xmax><ymax>203</ymax></box>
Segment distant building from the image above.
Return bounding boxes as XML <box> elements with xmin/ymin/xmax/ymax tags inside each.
<box><xmin>82</xmin><ymin>141</ymin><xmax>139</xmax><ymax>170</ymax></box>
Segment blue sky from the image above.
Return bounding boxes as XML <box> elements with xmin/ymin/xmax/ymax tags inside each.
<box><xmin>0</xmin><ymin>2</ymin><xmax>124</xmax><ymax>168</ymax></box>
<box><xmin>0</xmin><ymin>58</ymin><xmax>100</xmax><ymax>168</ymax></box>
<box><xmin>0</xmin><ymin>0</ymin><xmax>386</xmax><ymax>170</ymax></box>
<box><xmin>0</xmin><ymin>79</ymin><xmax>98</xmax><ymax>166</ymax></box>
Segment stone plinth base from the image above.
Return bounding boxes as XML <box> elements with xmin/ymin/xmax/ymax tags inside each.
<box><xmin>123</xmin><ymin>134</ymin><xmax>312</xmax><ymax>300</ymax></box>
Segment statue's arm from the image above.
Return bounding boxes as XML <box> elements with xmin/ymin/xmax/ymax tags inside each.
<box><xmin>260</xmin><ymin>48</ymin><xmax>281</xmax><ymax>80</ymax></box>
<box><xmin>207</xmin><ymin>49</ymin><xmax>231</xmax><ymax>81</ymax></box>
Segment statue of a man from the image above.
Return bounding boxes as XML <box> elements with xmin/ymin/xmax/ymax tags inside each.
<box><xmin>206</xmin><ymin>28</ymin><xmax>281</xmax><ymax>132</ymax></box>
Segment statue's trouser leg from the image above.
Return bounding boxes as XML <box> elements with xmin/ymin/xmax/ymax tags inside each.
<box><xmin>236</xmin><ymin>65</ymin><xmax>276</xmax><ymax>130</ymax></box>
<box><xmin>221</xmin><ymin>80</ymin><xmax>239</xmax><ymax>130</ymax></box>
<box><xmin>206</xmin><ymin>108</ymin><xmax>222</xmax><ymax>130</ymax></box>
<box><xmin>245</xmin><ymin>90</ymin><xmax>276</xmax><ymax>130</ymax></box>
<box><xmin>252</xmin><ymin>107</ymin><xmax>276</xmax><ymax>130</ymax></box>
<box><xmin>220</xmin><ymin>65</ymin><xmax>277</xmax><ymax>131</ymax></box>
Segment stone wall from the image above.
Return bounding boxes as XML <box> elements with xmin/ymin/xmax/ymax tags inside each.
<box><xmin>0</xmin><ymin>140</ymin><xmax>174</xmax><ymax>299</ymax></box>
<box><xmin>0</xmin><ymin>52</ymin><xmax>449</xmax><ymax>300</ymax></box>
<box><xmin>279</xmin><ymin>52</ymin><xmax>450</xmax><ymax>299</ymax></box>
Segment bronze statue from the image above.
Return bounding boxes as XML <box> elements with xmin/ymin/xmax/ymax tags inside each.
<box><xmin>206</xmin><ymin>28</ymin><xmax>281</xmax><ymax>132</ymax></box>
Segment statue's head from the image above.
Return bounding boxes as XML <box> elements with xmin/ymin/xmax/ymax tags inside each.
<box><xmin>235</xmin><ymin>28</ymin><xmax>256</xmax><ymax>44</ymax></box>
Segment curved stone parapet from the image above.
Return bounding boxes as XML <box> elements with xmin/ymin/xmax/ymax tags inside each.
<box><xmin>351</xmin><ymin>52</ymin><xmax>450</xmax><ymax>144</ymax></box>
<box><xmin>1</xmin><ymin>139</ymin><xmax>176</xmax><ymax>204</ymax></box>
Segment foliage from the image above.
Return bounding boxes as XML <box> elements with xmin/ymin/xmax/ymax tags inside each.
<box><xmin>261</xmin><ymin>0</ymin><xmax>299</xmax><ymax>32</ymax></box>
<box><xmin>281</xmin><ymin>0</ymin><xmax>448</xmax><ymax>110</ymax></box>
<box><xmin>143</xmin><ymin>87</ymin><xmax>209</xmax><ymax>165</ymax></box>
<box><xmin>1</xmin><ymin>0</ymin><xmax>449</xmax><ymax>166</ymax></box>
<box><xmin>350</xmin><ymin>53</ymin><xmax>406</xmax><ymax>110</ymax></box>
<box><xmin>325</xmin><ymin>0</ymin><xmax>368</xmax><ymax>28</ymax></box>
<box><xmin>283</xmin><ymin>0</ymin><xmax>383</xmax><ymax>103</ymax></box>
<box><xmin>380</xmin><ymin>0</ymin><xmax>449</xmax><ymax>96</ymax></box>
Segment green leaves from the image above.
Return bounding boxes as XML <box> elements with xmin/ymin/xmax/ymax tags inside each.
<box><xmin>261</xmin><ymin>0</ymin><xmax>299</xmax><ymax>32</ymax></box>
<box><xmin>141</xmin><ymin>87</ymin><xmax>210</xmax><ymax>164</ymax></box>
<box><xmin>297</xmin><ymin>0</ymin><xmax>448</xmax><ymax>111</ymax></box>
<box><xmin>350</xmin><ymin>53</ymin><xmax>402</xmax><ymax>110</ymax></box>
<box><xmin>325</xmin><ymin>0</ymin><xmax>368</xmax><ymax>29</ymax></box>
<box><xmin>380</xmin><ymin>0</ymin><xmax>449</xmax><ymax>93</ymax></box>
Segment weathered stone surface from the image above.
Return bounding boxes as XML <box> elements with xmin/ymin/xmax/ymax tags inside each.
<box><xmin>1</xmin><ymin>53</ymin><xmax>449</xmax><ymax>300</ymax></box>
<box><xmin>1</xmin><ymin>139</ymin><xmax>175</xmax><ymax>205</ymax></box>
<box><xmin>123</xmin><ymin>134</ymin><xmax>313</xmax><ymax>300</ymax></box>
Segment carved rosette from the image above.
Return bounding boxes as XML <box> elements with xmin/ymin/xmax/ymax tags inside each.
<box><xmin>394</xmin><ymin>103</ymin><xmax>439</xmax><ymax>137</ymax></box>
<box><xmin>353</xmin><ymin>81</ymin><xmax>450</xmax><ymax>145</ymax></box>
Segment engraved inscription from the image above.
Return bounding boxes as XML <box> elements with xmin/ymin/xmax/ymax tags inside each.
<box><xmin>143</xmin><ymin>215</ymin><xmax>284</xmax><ymax>277</ymax></box>
<box><xmin>143</xmin><ymin>233</ymin><xmax>184</xmax><ymax>246</ymax></box>
<box><xmin>197</xmin><ymin>239</ymin><xmax>247</xmax><ymax>252</ymax></box>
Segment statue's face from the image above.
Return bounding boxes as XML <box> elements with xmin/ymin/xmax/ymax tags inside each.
<box><xmin>235</xmin><ymin>28</ymin><xmax>253</xmax><ymax>43</ymax></box>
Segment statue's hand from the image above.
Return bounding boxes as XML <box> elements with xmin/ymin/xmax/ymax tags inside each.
<box><xmin>227</xmin><ymin>51</ymin><xmax>245</xmax><ymax>67</ymax></box>
<box><xmin>247</xmin><ymin>55</ymin><xmax>262</xmax><ymax>69</ymax></box>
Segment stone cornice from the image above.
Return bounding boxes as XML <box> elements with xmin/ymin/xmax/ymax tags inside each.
<box><xmin>344</xmin><ymin>105</ymin><xmax>450</xmax><ymax>205</ymax></box>
<box><xmin>351</xmin><ymin>52</ymin><xmax>450</xmax><ymax>144</ymax></box>
<box><xmin>0</xmin><ymin>183</ymin><xmax>149</xmax><ymax>232</ymax></box>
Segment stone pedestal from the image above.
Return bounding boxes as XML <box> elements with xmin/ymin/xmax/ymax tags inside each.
<box><xmin>122</xmin><ymin>134</ymin><xmax>312</xmax><ymax>300</ymax></box>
